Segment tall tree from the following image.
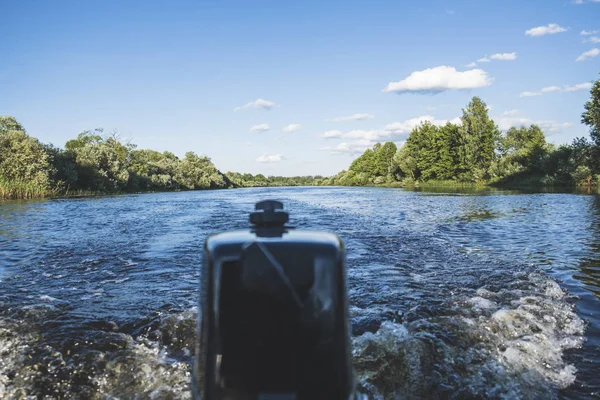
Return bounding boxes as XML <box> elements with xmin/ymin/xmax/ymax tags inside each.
<box><xmin>374</xmin><ymin>142</ymin><xmax>397</xmax><ymax>178</ymax></box>
<box><xmin>582</xmin><ymin>74</ymin><xmax>600</xmax><ymax>147</ymax></box>
<box><xmin>459</xmin><ymin>97</ymin><xmax>500</xmax><ymax>181</ymax></box>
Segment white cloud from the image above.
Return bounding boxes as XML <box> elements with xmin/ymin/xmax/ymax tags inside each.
<box><xmin>541</xmin><ymin>86</ymin><xmax>561</xmax><ymax>92</ymax></box>
<box><xmin>502</xmin><ymin>109</ymin><xmax>520</xmax><ymax>116</ymax></box>
<box><xmin>383</xmin><ymin>115</ymin><xmax>456</xmax><ymax>134</ymax></box>
<box><xmin>341</xmin><ymin>129</ymin><xmax>386</xmax><ymax>141</ymax></box>
<box><xmin>319</xmin><ymin>140</ymin><xmax>376</xmax><ymax>155</ymax></box>
<box><xmin>525</xmin><ymin>23</ymin><xmax>568</xmax><ymax>37</ymax></box>
<box><xmin>327</xmin><ymin>113</ymin><xmax>375</xmax><ymax>122</ymax></box>
<box><xmin>520</xmin><ymin>91</ymin><xmax>542</xmax><ymax>97</ymax></box>
<box><xmin>249</xmin><ymin>124</ymin><xmax>270</xmax><ymax>133</ymax></box>
<box><xmin>282</xmin><ymin>124</ymin><xmax>301</xmax><ymax>133</ymax></box>
<box><xmin>586</xmin><ymin>36</ymin><xmax>600</xmax><ymax>43</ymax></box>
<box><xmin>319</xmin><ymin>115</ymin><xmax>462</xmax><ymax>154</ymax></box>
<box><xmin>564</xmin><ymin>82</ymin><xmax>593</xmax><ymax>91</ymax></box>
<box><xmin>581</xmin><ymin>30</ymin><xmax>599</xmax><ymax>35</ymax></box>
<box><xmin>494</xmin><ymin>111</ymin><xmax>572</xmax><ymax>133</ymax></box>
<box><xmin>321</xmin><ymin>130</ymin><xmax>343</xmax><ymax>139</ymax></box>
<box><xmin>576</xmin><ymin>48</ymin><xmax>600</xmax><ymax>61</ymax></box>
<box><xmin>574</xmin><ymin>0</ymin><xmax>600</xmax><ymax>4</ymax></box>
<box><xmin>383</xmin><ymin>66</ymin><xmax>493</xmax><ymax>93</ymax></box>
<box><xmin>234</xmin><ymin>98</ymin><xmax>278</xmax><ymax>111</ymax></box>
<box><xmin>256</xmin><ymin>154</ymin><xmax>284</xmax><ymax>163</ymax></box>
<box><xmin>472</xmin><ymin>52</ymin><xmax>517</xmax><ymax>66</ymax></box>
<box><xmin>521</xmin><ymin>83</ymin><xmax>592</xmax><ymax>96</ymax></box>
<box><xmin>322</xmin><ymin>115</ymin><xmax>462</xmax><ymax>145</ymax></box>
<box><xmin>490</xmin><ymin>52</ymin><xmax>517</xmax><ymax>60</ymax></box>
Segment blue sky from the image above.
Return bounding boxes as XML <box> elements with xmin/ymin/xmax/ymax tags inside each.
<box><xmin>2</xmin><ymin>0</ymin><xmax>600</xmax><ymax>176</ymax></box>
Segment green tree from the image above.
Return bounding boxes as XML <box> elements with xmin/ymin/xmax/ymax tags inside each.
<box><xmin>582</xmin><ymin>74</ymin><xmax>600</xmax><ymax>147</ymax></box>
<box><xmin>502</xmin><ymin>125</ymin><xmax>547</xmax><ymax>169</ymax></box>
<box><xmin>459</xmin><ymin>97</ymin><xmax>500</xmax><ymax>181</ymax></box>
<box><xmin>349</xmin><ymin>148</ymin><xmax>377</xmax><ymax>178</ymax></box>
<box><xmin>0</xmin><ymin>116</ymin><xmax>55</xmax><ymax>198</ymax></box>
<box><xmin>374</xmin><ymin>142</ymin><xmax>397</xmax><ymax>179</ymax></box>
<box><xmin>66</xmin><ymin>130</ymin><xmax>133</xmax><ymax>192</ymax></box>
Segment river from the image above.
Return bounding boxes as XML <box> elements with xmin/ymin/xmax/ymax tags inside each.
<box><xmin>1</xmin><ymin>187</ymin><xmax>599</xmax><ymax>399</ymax></box>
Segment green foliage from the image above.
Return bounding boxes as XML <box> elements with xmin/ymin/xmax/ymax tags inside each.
<box><xmin>582</xmin><ymin>74</ymin><xmax>600</xmax><ymax>147</ymax></box>
<box><xmin>226</xmin><ymin>172</ymin><xmax>322</xmax><ymax>187</ymax></box>
<box><xmin>0</xmin><ymin>118</ymin><xmax>237</xmax><ymax>199</ymax></box>
<box><xmin>458</xmin><ymin>97</ymin><xmax>500</xmax><ymax>181</ymax></box>
<box><xmin>4</xmin><ymin>86</ymin><xmax>600</xmax><ymax>199</ymax></box>
<box><xmin>501</xmin><ymin>125</ymin><xmax>547</xmax><ymax>169</ymax></box>
<box><xmin>330</xmin><ymin>141</ymin><xmax>398</xmax><ymax>186</ymax></box>
<box><xmin>0</xmin><ymin>116</ymin><xmax>56</xmax><ymax>198</ymax></box>
<box><xmin>67</xmin><ymin>130</ymin><xmax>133</xmax><ymax>192</ymax></box>
<box><xmin>334</xmin><ymin>94</ymin><xmax>600</xmax><ymax>189</ymax></box>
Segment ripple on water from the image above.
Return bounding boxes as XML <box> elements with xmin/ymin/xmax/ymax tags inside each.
<box><xmin>0</xmin><ymin>188</ymin><xmax>598</xmax><ymax>398</ymax></box>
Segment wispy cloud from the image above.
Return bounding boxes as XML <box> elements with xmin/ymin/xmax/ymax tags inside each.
<box><xmin>321</xmin><ymin>130</ymin><xmax>343</xmax><ymax>139</ymax></box>
<box><xmin>573</xmin><ymin>0</ymin><xmax>600</xmax><ymax>4</ymax></box>
<box><xmin>490</xmin><ymin>52</ymin><xmax>518</xmax><ymax>60</ymax></box>
<box><xmin>525</xmin><ymin>23</ymin><xmax>568</xmax><ymax>37</ymax></box>
<box><xmin>326</xmin><ymin>113</ymin><xmax>375</xmax><ymax>122</ymax></box>
<box><xmin>319</xmin><ymin>115</ymin><xmax>461</xmax><ymax>154</ymax></box>
<box><xmin>576</xmin><ymin>48</ymin><xmax>600</xmax><ymax>61</ymax></box>
<box><xmin>541</xmin><ymin>86</ymin><xmax>561</xmax><ymax>93</ymax></box>
<box><xmin>234</xmin><ymin>99</ymin><xmax>278</xmax><ymax>111</ymax></box>
<box><xmin>495</xmin><ymin>114</ymin><xmax>572</xmax><ymax>133</ymax></box>
<box><xmin>520</xmin><ymin>91</ymin><xmax>542</xmax><ymax>97</ymax></box>
<box><xmin>319</xmin><ymin>140</ymin><xmax>376</xmax><ymax>155</ymax></box>
<box><xmin>282</xmin><ymin>124</ymin><xmax>301</xmax><ymax>133</ymax></box>
<box><xmin>585</xmin><ymin>36</ymin><xmax>600</xmax><ymax>43</ymax></box>
<box><xmin>469</xmin><ymin>52</ymin><xmax>517</xmax><ymax>67</ymax></box>
<box><xmin>564</xmin><ymin>82</ymin><xmax>593</xmax><ymax>91</ymax></box>
<box><xmin>384</xmin><ymin>116</ymin><xmax>461</xmax><ymax>134</ymax></box>
<box><xmin>383</xmin><ymin>66</ymin><xmax>493</xmax><ymax>94</ymax></box>
<box><xmin>581</xmin><ymin>29</ymin><xmax>599</xmax><ymax>35</ymax></box>
<box><xmin>520</xmin><ymin>82</ymin><xmax>591</xmax><ymax>97</ymax></box>
<box><xmin>256</xmin><ymin>154</ymin><xmax>284</xmax><ymax>163</ymax></box>
<box><xmin>249</xmin><ymin>124</ymin><xmax>270</xmax><ymax>133</ymax></box>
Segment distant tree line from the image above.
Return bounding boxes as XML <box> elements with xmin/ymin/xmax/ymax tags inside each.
<box><xmin>322</xmin><ymin>74</ymin><xmax>600</xmax><ymax>189</ymax></box>
<box><xmin>1</xmin><ymin>74</ymin><xmax>599</xmax><ymax>199</ymax></box>
<box><xmin>226</xmin><ymin>172</ymin><xmax>325</xmax><ymax>188</ymax></box>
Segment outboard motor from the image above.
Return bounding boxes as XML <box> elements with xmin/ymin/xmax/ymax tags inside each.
<box><xmin>193</xmin><ymin>200</ymin><xmax>357</xmax><ymax>400</ymax></box>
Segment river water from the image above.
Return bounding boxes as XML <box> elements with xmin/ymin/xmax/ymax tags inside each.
<box><xmin>0</xmin><ymin>187</ymin><xmax>598</xmax><ymax>399</ymax></box>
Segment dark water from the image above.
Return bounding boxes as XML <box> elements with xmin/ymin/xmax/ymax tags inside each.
<box><xmin>1</xmin><ymin>187</ymin><xmax>599</xmax><ymax>399</ymax></box>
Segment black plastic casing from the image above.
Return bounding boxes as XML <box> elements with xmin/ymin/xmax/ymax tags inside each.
<box><xmin>193</xmin><ymin>226</ymin><xmax>356</xmax><ymax>400</ymax></box>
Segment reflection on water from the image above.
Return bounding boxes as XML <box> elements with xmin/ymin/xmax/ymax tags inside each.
<box><xmin>0</xmin><ymin>187</ymin><xmax>599</xmax><ymax>399</ymax></box>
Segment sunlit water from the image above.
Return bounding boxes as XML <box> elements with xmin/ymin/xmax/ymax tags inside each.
<box><xmin>1</xmin><ymin>187</ymin><xmax>599</xmax><ymax>399</ymax></box>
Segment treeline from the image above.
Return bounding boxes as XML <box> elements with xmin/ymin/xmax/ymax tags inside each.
<box><xmin>0</xmin><ymin>118</ymin><xmax>323</xmax><ymax>199</ymax></box>
<box><xmin>0</xmin><ymin>120</ymin><xmax>237</xmax><ymax>199</ymax></box>
<box><xmin>324</xmin><ymin>75</ymin><xmax>600</xmax><ymax>188</ymax></box>
<box><xmin>2</xmin><ymin>75</ymin><xmax>599</xmax><ymax>199</ymax></box>
<box><xmin>226</xmin><ymin>172</ymin><xmax>324</xmax><ymax>188</ymax></box>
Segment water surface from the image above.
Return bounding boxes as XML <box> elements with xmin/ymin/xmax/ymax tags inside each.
<box><xmin>1</xmin><ymin>187</ymin><xmax>598</xmax><ymax>399</ymax></box>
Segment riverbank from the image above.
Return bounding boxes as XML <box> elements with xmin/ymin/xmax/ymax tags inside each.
<box><xmin>3</xmin><ymin>180</ymin><xmax>598</xmax><ymax>201</ymax></box>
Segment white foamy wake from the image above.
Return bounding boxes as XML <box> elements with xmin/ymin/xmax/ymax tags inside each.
<box><xmin>351</xmin><ymin>273</ymin><xmax>585</xmax><ymax>399</ymax></box>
